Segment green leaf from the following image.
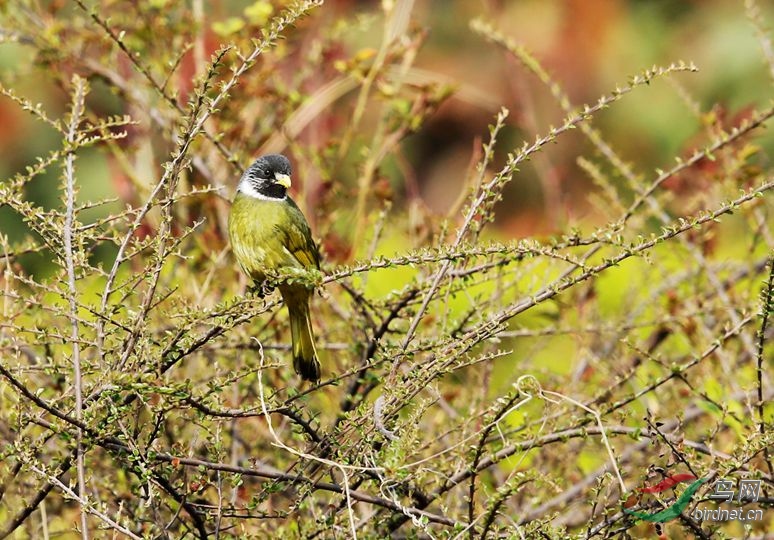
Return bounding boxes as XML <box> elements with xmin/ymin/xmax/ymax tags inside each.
<box><xmin>212</xmin><ymin>17</ymin><xmax>245</xmax><ymax>37</ymax></box>
<box><xmin>244</xmin><ymin>1</ymin><xmax>274</xmax><ymax>25</ymax></box>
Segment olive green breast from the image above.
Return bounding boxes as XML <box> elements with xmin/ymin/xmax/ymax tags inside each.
<box><xmin>228</xmin><ymin>192</ymin><xmax>319</xmax><ymax>284</ymax></box>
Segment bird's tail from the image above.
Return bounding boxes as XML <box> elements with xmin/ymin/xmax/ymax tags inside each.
<box><xmin>284</xmin><ymin>289</ymin><xmax>320</xmax><ymax>382</ymax></box>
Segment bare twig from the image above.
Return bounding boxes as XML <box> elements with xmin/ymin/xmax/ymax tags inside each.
<box><xmin>29</xmin><ymin>465</ymin><xmax>141</xmax><ymax>540</ymax></box>
<box><xmin>62</xmin><ymin>74</ymin><xmax>90</xmax><ymax>540</ymax></box>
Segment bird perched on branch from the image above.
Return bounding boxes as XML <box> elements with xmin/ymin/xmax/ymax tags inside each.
<box><xmin>228</xmin><ymin>154</ymin><xmax>321</xmax><ymax>381</ymax></box>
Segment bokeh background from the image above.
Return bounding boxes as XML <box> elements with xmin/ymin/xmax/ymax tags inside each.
<box><xmin>2</xmin><ymin>0</ymin><xmax>773</xmax><ymax>267</ymax></box>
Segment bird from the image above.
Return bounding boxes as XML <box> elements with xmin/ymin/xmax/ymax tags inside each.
<box><xmin>228</xmin><ymin>154</ymin><xmax>321</xmax><ymax>381</ymax></box>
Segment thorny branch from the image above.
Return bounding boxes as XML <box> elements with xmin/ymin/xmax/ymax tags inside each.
<box><xmin>0</xmin><ymin>2</ymin><xmax>772</xmax><ymax>539</ymax></box>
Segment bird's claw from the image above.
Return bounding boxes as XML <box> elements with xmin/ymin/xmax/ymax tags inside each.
<box><xmin>248</xmin><ymin>282</ymin><xmax>276</xmax><ymax>298</ymax></box>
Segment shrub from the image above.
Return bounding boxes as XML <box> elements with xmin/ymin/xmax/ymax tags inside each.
<box><xmin>0</xmin><ymin>1</ymin><xmax>772</xmax><ymax>538</ymax></box>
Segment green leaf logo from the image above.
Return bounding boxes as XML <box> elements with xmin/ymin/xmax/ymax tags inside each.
<box><xmin>625</xmin><ymin>478</ymin><xmax>707</xmax><ymax>523</ymax></box>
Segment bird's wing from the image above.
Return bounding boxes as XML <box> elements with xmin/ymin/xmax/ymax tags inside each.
<box><xmin>275</xmin><ymin>203</ymin><xmax>320</xmax><ymax>270</ymax></box>
<box><xmin>282</xmin><ymin>222</ymin><xmax>320</xmax><ymax>269</ymax></box>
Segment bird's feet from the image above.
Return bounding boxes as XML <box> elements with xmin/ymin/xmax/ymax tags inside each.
<box><xmin>247</xmin><ymin>282</ymin><xmax>276</xmax><ymax>298</ymax></box>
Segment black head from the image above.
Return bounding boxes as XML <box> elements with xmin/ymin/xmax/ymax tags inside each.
<box><xmin>239</xmin><ymin>154</ymin><xmax>293</xmax><ymax>200</ymax></box>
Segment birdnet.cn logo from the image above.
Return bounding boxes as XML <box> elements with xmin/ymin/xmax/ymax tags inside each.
<box><xmin>625</xmin><ymin>474</ymin><xmax>765</xmax><ymax>525</ymax></box>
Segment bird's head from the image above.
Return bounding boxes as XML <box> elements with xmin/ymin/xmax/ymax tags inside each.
<box><xmin>238</xmin><ymin>154</ymin><xmax>293</xmax><ymax>200</ymax></box>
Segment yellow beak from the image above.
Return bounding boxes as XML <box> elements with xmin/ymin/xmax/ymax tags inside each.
<box><xmin>274</xmin><ymin>173</ymin><xmax>292</xmax><ymax>189</ymax></box>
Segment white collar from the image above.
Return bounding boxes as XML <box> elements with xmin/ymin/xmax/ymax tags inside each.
<box><xmin>237</xmin><ymin>177</ymin><xmax>287</xmax><ymax>201</ymax></box>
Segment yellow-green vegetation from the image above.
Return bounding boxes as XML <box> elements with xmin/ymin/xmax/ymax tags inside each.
<box><xmin>0</xmin><ymin>1</ymin><xmax>772</xmax><ymax>538</ymax></box>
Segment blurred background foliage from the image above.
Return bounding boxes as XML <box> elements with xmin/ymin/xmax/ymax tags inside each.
<box><xmin>2</xmin><ymin>0</ymin><xmax>772</xmax><ymax>259</ymax></box>
<box><xmin>0</xmin><ymin>0</ymin><xmax>772</xmax><ymax>538</ymax></box>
